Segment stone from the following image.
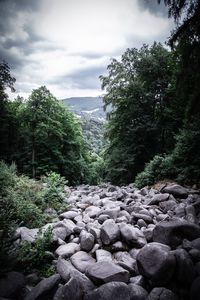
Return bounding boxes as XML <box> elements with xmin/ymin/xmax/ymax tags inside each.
<box><xmin>111</xmin><ymin>241</ymin><xmax>129</xmax><ymax>252</ymax></box>
<box><xmin>120</xmin><ymin>223</ymin><xmax>147</xmax><ymax>248</ymax></box>
<box><xmin>147</xmin><ymin>287</ymin><xmax>178</xmax><ymax>300</ymax></box>
<box><xmin>20</xmin><ymin>227</ymin><xmax>39</xmax><ymax>243</ymax></box>
<box><xmin>96</xmin><ymin>249</ymin><xmax>112</xmax><ymax>262</ymax></box>
<box><xmin>101</xmin><ymin>207</ymin><xmax>120</xmax><ymax>219</ymax></box>
<box><xmin>129</xmin><ymin>275</ymin><xmax>146</xmax><ymax>287</ymax></box>
<box><xmin>159</xmin><ymin>200</ymin><xmax>177</xmax><ymax>213</ymax></box>
<box><xmin>84</xmin><ymin>281</ymin><xmax>130</xmax><ymax>300</ymax></box>
<box><xmin>0</xmin><ymin>272</ymin><xmax>26</xmax><ymax>299</ymax></box>
<box><xmin>136</xmin><ymin>242</ymin><xmax>176</xmax><ymax>285</ymax></box>
<box><xmin>25</xmin><ymin>274</ymin><xmax>60</xmax><ymax>300</ymax></box>
<box><xmin>98</xmin><ymin>214</ymin><xmax>110</xmax><ymax>224</ymax></box>
<box><xmin>52</xmin><ymin>226</ymin><xmax>70</xmax><ymax>241</ymax></box>
<box><xmin>56</xmin><ymin>258</ymin><xmax>95</xmax><ymax>292</ymax></box>
<box><xmin>153</xmin><ymin>220</ymin><xmax>200</xmax><ymax>248</ymax></box>
<box><xmin>54</xmin><ymin>277</ymin><xmax>83</xmax><ymax>300</ymax></box>
<box><xmin>80</xmin><ymin>231</ymin><xmax>95</xmax><ymax>252</ymax></box>
<box><xmin>100</xmin><ymin>219</ymin><xmax>120</xmax><ymax>245</ymax></box>
<box><xmin>113</xmin><ymin>252</ymin><xmax>137</xmax><ymax>274</ymax></box>
<box><xmin>147</xmin><ymin>193</ymin><xmax>169</xmax><ymax>205</ymax></box>
<box><xmin>70</xmin><ymin>251</ymin><xmax>96</xmax><ymax>273</ymax></box>
<box><xmin>161</xmin><ymin>184</ymin><xmax>188</xmax><ymax>199</ymax></box>
<box><xmin>59</xmin><ymin>211</ymin><xmax>79</xmax><ymax>220</ymax></box>
<box><xmin>132</xmin><ymin>213</ymin><xmax>153</xmax><ymax>224</ymax></box>
<box><xmin>174</xmin><ymin>248</ymin><xmax>195</xmax><ymax>285</ymax></box>
<box><xmin>85</xmin><ymin>206</ymin><xmax>101</xmax><ymax>218</ymax></box>
<box><xmin>190</xmin><ymin>276</ymin><xmax>200</xmax><ymax>300</ymax></box>
<box><xmin>55</xmin><ymin>243</ymin><xmax>80</xmax><ymax>258</ymax></box>
<box><xmin>128</xmin><ymin>283</ymin><xmax>148</xmax><ymax>300</ymax></box>
<box><xmin>62</xmin><ymin>219</ymin><xmax>76</xmax><ymax>232</ymax></box>
<box><xmin>86</xmin><ymin>261</ymin><xmax>130</xmax><ymax>285</ymax></box>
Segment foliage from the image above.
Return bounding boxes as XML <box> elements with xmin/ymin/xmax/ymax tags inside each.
<box><xmin>86</xmin><ymin>152</ymin><xmax>105</xmax><ymax>185</ymax></box>
<box><xmin>42</xmin><ymin>171</ymin><xmax>68</xmax><ymax>211</ymax></box>
<box><xmin>100</xmin><ymin>43</ymin><xmax>178</xmax><ymax>184</ymax></box>
<box><xmin>15</xmin><ymin>227</ymin><xmax>55</xmax><ymax>276</ymax></box>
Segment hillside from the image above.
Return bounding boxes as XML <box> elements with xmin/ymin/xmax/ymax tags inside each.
<box><xmin>62</xmin><ymin>97</ymin><xmax>106</xmax><ymax>153</ymax></box>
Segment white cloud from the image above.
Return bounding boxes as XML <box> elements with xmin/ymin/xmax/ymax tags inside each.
<box><xmin>4</xmin><ymin>0</ymin><xmax>172</xmax><ymax>99</ymax></box>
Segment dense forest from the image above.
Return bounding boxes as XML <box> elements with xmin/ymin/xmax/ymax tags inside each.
<box><xmin>0</xmin><ymin>0</ymin><xmax>200</xmax><ymax>298</ymax></box>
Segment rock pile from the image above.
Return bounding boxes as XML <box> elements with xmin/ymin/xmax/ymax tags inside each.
<box><xmin>1</xmin><ymin>183</ymin><xmax>200</xmax><ymax>299</ymax></box>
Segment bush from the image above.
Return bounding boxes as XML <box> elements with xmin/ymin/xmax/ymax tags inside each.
<box><xmin>134</xmin><ymin>155</ymin><xmax>176</xmax><ymax>188</ymax></box>
<box><xmin>15</xmin><ymin>227</ymin><xmax>55</xmax><ymax>276</ymax></box>
<box><xmin>42</xmin><ymin>171</ymin><xmax>68</xmax><ymax>211</ymax></box>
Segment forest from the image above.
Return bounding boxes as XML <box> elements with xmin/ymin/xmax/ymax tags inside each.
<box><xmin>0</xmin><ymin>0</ymin><xmax>200</xmax><ymax>299</ymax></box>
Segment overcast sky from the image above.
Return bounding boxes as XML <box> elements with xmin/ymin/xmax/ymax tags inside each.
<box><xmin>0</xmin><ymin>0</ymin><xmax>173</xmax><ymax>99</ymax></box>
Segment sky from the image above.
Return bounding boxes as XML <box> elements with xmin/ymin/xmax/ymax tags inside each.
<box><xmin>0</xmin><ymin>0</ymin><xmax>173</xmax><ymax>100</ymax></box>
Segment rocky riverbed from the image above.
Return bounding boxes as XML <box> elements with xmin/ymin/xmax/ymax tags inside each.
<box><xmin>1</xmin><ymin>183</ymin><xmax>200</xmax><ymax>300</ymax></box>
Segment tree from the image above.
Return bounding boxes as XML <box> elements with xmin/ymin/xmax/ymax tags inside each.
<box><xmin>17</xmin><ymin>86</ymin><xmax>90</xmax><ymax>184</ymax></box>
<box><xmin>0</xmin><ymin>62</ymin><xmax>16</xmax><ymax>162</ymax></box>
<box><xmin>100</xmin><ymin>43</ymin><xmax>178</xmax><ymax>184</ymax></box>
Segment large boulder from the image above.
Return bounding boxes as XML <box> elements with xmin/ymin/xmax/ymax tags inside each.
<box><xmin>80</xmin><ymin>231</ymin><xmax>95</xmax><ymax>252</ymax></box>
<box><xmin>161</xmin><ymin>184</ymin><xmax>188</xmax><ymax>199</ymax></box>
<box><xmin>153</xmin><ymin>220</ymin><xmax>200</xmax><ymax>248</ymax></box>
<box><xmin>0</xmin><ymin>272</ymin><xmax>26</xmax><ymax>299</ymax></box>
<box><xmin>136</xmin><ymin>242</ymin><xmax>176</xmax><ymax>285</ymax></box>
<box><xmin>147</xmin><ymin>287</ymin><xmax>178</xmax><ymax>300</ymax></box>
<box><xmin>53</xmin><ymin>277</ymin><xmax>83</xmax><ymax>300</ymax></box>
<box><xmin>190</xmin><ymin>277</ymin><xmax>200</xmax><ymax>300</ymax></box>
<box><xmin>25</xmin><ymin>274</ymin><xmax>60</xmax><ymax>300</ymax></box>
<box><xmin>86</xmin><ymin>261</ymin><xmax>130</xmax><ymax>285</ymax></box>
<box><xmin>55</xmin><ymin>243</ymin><xmax>80</xmax><ymax>258</ymax></box>
<box><xmin>100</xmin><ymin>219</ymin><xmax>120</xmax><ymax>245</ymax></box>
<box><xmin>84</xmin><ymin>281</ymin><xmax>130</xmax><ymax>300</ymax></box>
<box><xmin>174</xmin><ymin>248</ymin><xmax>195</xmax><ymax>285</ymax></box>
<box><xmin>120</xmin><ymin>223</ymin><xmax>147</xmax><ymax>248</ymax></box>
<box><xmin>56</xmin><ymin>258</ymin><xmax>95</xmax><ymax>292</ymax></box>
<box><xmin>128</xmin><ymin>283</ymin><xmax>148</xmax><ymax>300</ymax></box>
<box><xmin>96</xmin><ymin>249</ymin><xmax>112</xmax><ymax>262</ymax></box>
<box><xmin>70</xmin><ymin>251</ymin><xmax>96</xmax><ymax>273</ymax></box>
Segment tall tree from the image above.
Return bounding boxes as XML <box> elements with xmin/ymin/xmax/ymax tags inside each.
<box><xmin>100</xmin><ymin>43</ymin><xmax>178</xmax><ymax>184</ymax></box>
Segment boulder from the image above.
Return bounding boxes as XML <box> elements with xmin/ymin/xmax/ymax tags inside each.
<box><xmin>84</xmin><ymin>281</ymin><xmax>130</xmax><ymax>300</ymax></box>
<box><xmin>136</xmin><ymin>242</ymin><xmax>176</xmax><ymax>285</ymax></box>
<box><xmin>53</xmin><ymin>277</ymin><xmax>83</xmax><ymax>300</ymax></box>
<box><xmin>70</xmin><ymin>251</ymin><xmax>96</xmax><ymax>273</ymax></box>
<box><xmin>55</xmin><ymin>243</ymin><xmax>80</xmax><ymax>258</ymax></box>
<box><xmin>86</xmin><ymin>261</ymin><xmax>130</xmax><ymax>285</ymax></box>
<box><xmin>153</xmin><ymin>220</ymin><xmax>200</xmax><ymax>248</ymax></box>
<box><xmin>96</xmin><ymin>249</ymin><xmax>112</xmax><ymax>262</ymax></box>
<box><xmin>59</xmin><ymin>211</ymin><xmax>79</xmax><ymax>220</ymax></box>
<box><xmin>147</xmin><ymin>287</ymin><xmax>178</xmax><ymax>300</ymax></box>
<box><xmin>190</xmin><ymin>276</ymin><xmax>200</xmax><ymax>300</ymax></box>
<box><xmin>0</xmin><ymin>272</ymin><xmax>26</xmax><ymax>299</ymax></box>
<box><xmin>19</xmin><ymin>227</ymin><xmax>39</xmax><ymax>243</ymax></box>
<box><xmin>80</xmin><ymin>231</ymin><xmax>95</xmax><ymax>252</ymax></box>
<box><xmin>85</xmin><ymin>206</ymin><xmax>101</xmax><ymax>218</ymax></box>
<box><xmin>100</xmin><ymin>219</ymin><xmax>120</xmax><ymax>245</ymax></box>
<box><xmin>161</xmin><ymin>184</ymin><xmax>188</xmax><ymax>199</ymax></box>
<box><xmin>147</xmin><ymin>193</ymin><xmax>169</xmax><ymax>205</ymax></box>
<box><xmin>113</xmin><ymin>252</ymin><xmax>137</xmax><ymax>274</ymax></box>
<box><xmin>25</xmin><ymin>274</ymin><xmax>60</xmax><ymax>300</ymax></box>
<box><xmin>56</xmin><ymin>258</ymin><xmax>95</xmax><ymax>292</ymax></box>
<box><xmin>120</xmin><ymin>223</ymin><xmax>147</xmax><ymax>248</ymax></box>
<box><xmin>128</xmin><ymin>283</ymin><xmax>148</xmax><ymax>300</ymax></box>
<box><xmin>174</xmin><ymin>248</ymin><xmax>195</xmax><ymax>285</ymax></box>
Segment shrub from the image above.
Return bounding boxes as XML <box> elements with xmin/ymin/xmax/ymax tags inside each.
<box><xmin>42</xmin><ymin>171</ymin><xmax>68</xmax><ymax>211</ymax></box>
<box><xmin>15</xmin><ymin>227</ymin><xmax>55</xmax><ymax>276</ymax></box>
<box><xmin>134</xmin><ymin>155</ymin><xmax>176</xmax><ymax>188</ymax></box>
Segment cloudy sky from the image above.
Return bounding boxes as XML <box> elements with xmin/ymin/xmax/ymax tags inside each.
<box><xmin>0</xmin><ymin>0</ymin><xmax>173</xmax><ymax>99</ymax></box>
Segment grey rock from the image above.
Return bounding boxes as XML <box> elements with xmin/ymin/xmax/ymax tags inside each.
<box><xmin>136</xmin><ymin>242</ymin><xmax>176</xmax><ymax>285</ymax></box>
<box><xmin>129</xmin><ymin>275</ymin><xmax>146</xmax><ymax>287</ymax></box>
<box><xmin>114</xmin><ymin>252</ymin><xmax>137</xmax><ymax>274</ymax></box>
<box><xmin>110</xmin><ymin>241</ymin><xmax>129</xmax><ymax>252</ymax></box>
<box><xmin>100</xmin><ymin>219</ymin><xmax>120</xmax><ymax>245</ymax></box>
<box><xmin>25</xmin><ymin>274</ymin><xmax>60</xmax><ymax>300</ymax></box>
<box><xmin>70</xmin><ymin>251</ymin><xmax>96</xmax><ymax>273</ymax></box>
<box><xmin>52</xmin><ymin>226</ymin><xmax>70</xmax><ymax>241</ymax></box>
<box><xmin>85</xmin><ymin>206</ymin><xmax>101</xmax><ymax>218</ymax></box>
<box><xmin>19</xmin><ymin>227</ymin><xmax>39</xmax><ymax>243</ymax></box>
<box><xmin>190</xmin><ymin>276</ymin><xmax>200</xmax><ymax>300</ymax></box>
<box><xmin>56</xmin><ymin>258</ymin><xmax>95</xmax><ymax>292</ymax></box>
<box><xmin>120</xmin><ymin>223</ymin><xmax>147</xmax><ymax>248</ymax></box>
<box><xmin>147</xmin><ymin>287</ymin><xmax>178</xmax><ymax>300</ymax></box>
<box><xmin>101</xmin><ymin>207</ymin><xmax>120</xmax><ymax>219</ymax></box>
<box><xmin>161</xmin><ymin>184</ymin><xmax>188</xmax><ymax>199</ymax></box>
<box><xmin>148</xmin><ymin>193</ymin><xmax>169</xmax><ymax>205</ymax></box>
<box><xmin>132</xmin><ymin>213</ymin><xmax>153</xmax><ymax>223</ymax></box>
<box><xmin>80</xmin><ymin>231</ymin><xmax>95</xmax><ymax>252</ymax></box>
<box><xmin>54</xmin><ymin>277</ymin><xmax>83</xmax><ymax>300</ymax></box>
<box><xmin>159</xmin><ymin>200</ymin><xmax>177</xmax><ymax>213</ymax></box>
<box><xmin>174</xmin><ymin>248</ymin><xmax>195</xmax><ymax>285</ymax></box>
<box><xmin>96</xmin><ymin>249</ymin><xmax>112</xmax><ymax>262</ymax></box>
<box><xmin>59</xmin><ymin>211</ymin><xmax>79</xmax><ymax>220</ymax></box>
<box><xmin>62</xmin><ymin>219</ymin><xmax>76</xmax><ymax>232</ymax></box>
<box><xmin>153</xmin><ymin>219</ymin><xmax>200</xmax><ymax>248</ymax></box>
<box><xmin>86</xmin><ymin>261</ymin><xmax>130</xmax><ymax>285</ymax></box>
<box><xmin>0</xmin><ymin>272</ymin><xmax>26</xmax><ymax>299</ymax></box>
<box><xmin>84</xmin><ymin>281</ymin><xmax>130</xmax><ymax>300</ymax></box>
<box><xmin>98</xmin><ymin>214</ymin><xmax>110</xmax><ymax>224</ymax></box>
<box><xmin>128</xmin><ymin>283</ymin><xmax>148</xmax><ymax>300</ymax></box>
<box><xmin>55</xmin><ymin>243</ymin><xmax>80</xmax><ymax>258</ymax></box>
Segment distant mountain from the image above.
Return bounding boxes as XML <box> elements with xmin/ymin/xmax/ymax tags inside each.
<box><xmin>62</xmin><ymin>96</ymin><xmax>106</xmax><ymax>119</ymax></box>
<box><xmin>62</xmin><ymin>96</ymin><xmax>107</xmax><ymax>153</ymax></box>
